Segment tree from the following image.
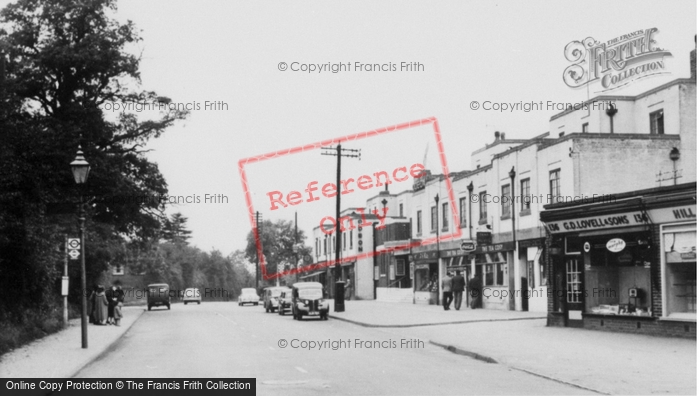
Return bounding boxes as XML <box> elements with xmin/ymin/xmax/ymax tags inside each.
<box><xmin>244</xmin><ymin>219</ymin><xmax>312</xmax><ymax>286</ymax></box>
<box><xmin>162</xmin><ymin>213</ymin><xmax>192</xmax><ymax>245</ymax></box>
<box><xmin>0</xmin><ymin>0</ymin><xmax>187</xmax><ymax>319</ymax></box>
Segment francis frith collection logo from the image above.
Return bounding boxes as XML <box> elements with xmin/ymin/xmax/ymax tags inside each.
<box><xmin>562</xmin><ymin>28</ymin><xmax>672</xmax><ymax>92</ymax></box>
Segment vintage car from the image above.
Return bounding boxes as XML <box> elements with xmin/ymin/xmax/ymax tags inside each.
<box><xmin>238</xmin><ymin>288</ymin><xmax>260</xmax><ymax>306</ymax></box>
<box><xmin>291</xmin><ymin>282</ymin><xmax>329</xmax><ymax>320</ymax></box>
<box><xmin>147</xmin><ymin>283</ymin><xmax>171</xmax><ymax>311</ymax></box>
<box><xmin>183</xmin><ymin>288</ymin><xmax>201</xmax><ymax>305</ymax></box>
<box><xmin>278</xmin><ymin>289</ymin><xmax>293</xmax><ymax>316</ymax></box>
<box><xmin>263</xmin><ymin>286</ymin><xmax>290</xmax><ymax>313</ymax></box>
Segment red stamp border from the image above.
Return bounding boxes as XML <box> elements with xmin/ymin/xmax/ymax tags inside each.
<box><xmin>238</xmin><ymin>117</ymin><xmax>463</xmax><ymax>280</ymax></box>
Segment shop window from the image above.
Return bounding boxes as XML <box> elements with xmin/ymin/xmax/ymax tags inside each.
<box><xmin>663</xmin><ymin>228</ymin><xmax>696</xmax><ymax>319</ymax></box>
<box><xmin>416</xmin><ymin>265</ymin><xmax>438</xmax><ymax>292</ymax></box>
<box><xmin>539</xmin><ymin>258</ymin><xmax>548</xmax><ymax>286</ymax></box>
<box><xmin>496</xmin><ymin>263</ymin><xmax>505</xmax><ymax>286</ymax></box>
<box><xmin>584</xmin><ymin>233</ymin><xmax>654</xmax><ymax>316</ymax></box>
<box><xmin>459</xmin><ymin>197</ymin><xmax>467</xmax><ymax>227</ymax></box>
<box><xmin>484</xmin><ymin>265</ymin><xmax>494</xmax><ymax>286</ymax></box>
<box><xmin>650</xmin><ymin>109</ymin><xmax>664</xmax><ymax>135</ymax></box>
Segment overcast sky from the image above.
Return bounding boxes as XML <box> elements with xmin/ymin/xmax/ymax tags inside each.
<box><xmin>8</xmin><ymin>0</ymin><xmax>696</xmax><ymax>255</ymax></box>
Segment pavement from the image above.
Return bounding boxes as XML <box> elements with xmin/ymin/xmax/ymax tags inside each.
<box><xmin>0</xmin><ymin>306</ymin><xmax>144</xmax><ymax>378</ymax></box>
<box><xmin>330</xmin><ymin>301</ymin><xmax>697</xmax><ymax>395</ymax></box>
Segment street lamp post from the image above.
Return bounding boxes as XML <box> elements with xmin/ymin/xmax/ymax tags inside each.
<box><xmin>467</xmin><ymin>182</ymin><xmax>474</xmax><ymax>240</ymax></box>
<box><xmin>70</xmin><ymin>145</ymin><xmax>90</xmax><ymax>349</ymax></box>
<box><xmin>434</xmin><ymin>193</ymin><xmax>440</xmax><ymax>307</ymax></box>
<box><xmin>508</xmin><ymin>166</ymin><xmax>516</xmax><ymax>311</ymax></box>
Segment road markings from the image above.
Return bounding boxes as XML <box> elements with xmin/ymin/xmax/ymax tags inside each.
<box><xmin>295</xmin><ymin>366</ymin><xmax>308</xmax><ymax>374</ymax></box>
<box><xmin>215</xmin><ymin>312</ymin><xmax>237</xmax><ymax>325</ymax></box>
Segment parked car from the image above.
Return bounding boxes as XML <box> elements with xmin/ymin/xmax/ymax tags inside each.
<box><xmin>238</xmin><ymin>288</ymin><xmax>260</xmax><ymax>306</ymax></box>
<box><xmin>263</xmin><ymin>286</ymin><xmax>290</xmax><ymax>313</ymax></box>
<box><xmin>183</xmin><ymin>288</ymin><xmax>201</xmax><ymax>305</ymax></box>
<box><xmin>278</xmin><ymin>289</ymin><xmax>293</xmax><ymax>316</ymax></box>
<box><xmin>291</xmin><ymin>282</ymin><xmax>329</xmax><ymax>320</ymax></box>
<box><xmin>147</xmin><ymin>283</ymin><xmax>171</xmax><ymax>311</ymax></box>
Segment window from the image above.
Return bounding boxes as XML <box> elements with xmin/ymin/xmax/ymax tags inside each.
<box><xmin>399</xmin><ymin>203</ymin><xmax>404</xmax><ymax>217</ymax></box>
<box><xmin>112</xmin><ymin>264</ymin><xmax>124</xmax><ymax>276</ymax></box>
<box><xmin>459</xmin><ymin>197</ymin><xmax>467</xmax><ymax>227</ymax></box>
<box><xmin>496</xmin><ymin>263</ymin><xmax>505</xmax><ymax>286</ymax></box>
<box><xmin>582</xmin><ymin>122</ymin><xmax>589</xmax><ymax>133</ymax></box>
<box><xmin>396</xmin><ymin>258</ymin><xmax>406</xmax><ymax>276</ymax></box>
<box><xmin>332</xmin><ymin>236</ymin><xmax>335</xmax><ymax>253</ymax></box>
<box><xmin>650</xmin><ymin>109</ymin><xmax>664</xmax><ymax>135</ymax></box>
<box><xmin>501</xmin><ymin>184</ymin><xmax>511</xmax><ymax>218</ymax></box>
<box><xmin>662</xmin><ymin>227</ymin><xmax>696</xmax><ymax>319</ymax></box>
<box><xmin>323</xmin><ymin>238</ymin><xmax>327</xmax><ymax>255</ymax></box>
<box><xmin>566</xmin><ymin>259</ymin><xmax>582</xmax><ymax>303</ymax></box>
<box><xmin>416</xmin><ymin>210</ymin><xmax>422</xmax><ymax>235</ymax></box>
<box><xmin>431</xmin><ymin>206</ymin><xmax>437</xmax><ymax>232</ymax></box>
<box><xmin>549</xmin><ymin>169</ymin><xmax>561</xmax><ymax>204</ymax></box>
<box><xmin>479</xmin><ymin>191</ymin><xmax>487</xmax><ymax>221</ymax></box>
<box><xmin>315</xmin><ymin>238</ymin><xmax>319</xmax><ymax>256</ymax></box>
<box><xmin>350</xmin><ymin>230</ymin><xmax>353</xmax><ymax>249</ymax></box>
<box><xmin>484</xmin><ymin>265</ymin><xmax>494</xmax><ymax>286</ymax></box>
<box><xmin>343</xmin><ymin>232</ymin><xmax>346</xmax><ymax>250</ymax></box>
<box><xmin>442</xmin><ymin>202</ymin><xmax>448</xmax><ymax>229</ymax></box>
<box><xmin>520</xmin><ymin>178</ymin><xmax>531</xmax><ymax>211</ymax></box>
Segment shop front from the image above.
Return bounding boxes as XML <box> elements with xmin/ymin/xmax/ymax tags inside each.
<box><xmin>518</xmin><ymin>238</ymin><xmax>548</xmax><ymax>312</ymax></box>
<box><xmin>410</xmin><ymin>250</ymin><xmax>439</xmax><ymax>305</ymax></box>
<box><xmin>473</xmin><ymin>242</ymin><xmax>514</xmax><ymax>310</ymax></box>
<box><xmin>542</xmin><ymin>183</ymin><xmax>696</xmax><ymax>338</ymax></box>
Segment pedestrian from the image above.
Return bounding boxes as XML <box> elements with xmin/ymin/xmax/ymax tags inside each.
<box><xmin>106</xmin><ymin>285</ymin><xmax>118</xmax><ymax>325</ymax></box>
<box><xmin>468</xmin><ymin>274</ymin><xmax>483</xmax><ymax>309</ymax></box>
<box><xmin>441</xmin><ymin>272</ymin><xmax>454</xmax><ymax>310</ymax></box>
<box><xmin>93</xmin><ymin>285</ymin><xmax>109</xmax><ymax>325</ymax></box>
<box><xmin>88</xmin><ymin>285</ymin><xmax>97</xmax><ymax>324</ymax></box>
<box><xmin>113</xmin><ymin>286</ymin><xmax>125</xmax><ymax>326</ymax></box>
<box><xmin>452</xmin><ymin>270</ymin><xmax>466</xmax><ymax>310</ymax></box>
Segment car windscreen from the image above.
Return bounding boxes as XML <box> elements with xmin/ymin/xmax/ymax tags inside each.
<box><xmin>298</xmin><ymin>289</ymin><xmax>323</xmax><ymax>299</ymax></box>
<box><xmin>271</xmin><ymin>289</ymin><xmax>285</xmax><ymax>297</ymax></box>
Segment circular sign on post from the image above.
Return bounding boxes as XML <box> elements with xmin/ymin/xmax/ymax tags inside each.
<box><xmin>68</xmin><ymin>250</ymin><xmax>80</xmax><ymax>260</ymax></box>
<box><xmin>606</xmin><ymin>238</ymin><xmax>626</xmax><ymax>253</ymax></box>
<box><xmin>583</xmin><ymin>242</ymin><xmax>591</xmax><ymax>253</ymax></box>
<box><xmin>68</xmin><ymin>238</ymin><xmax>80</xmax><ymax>250</ymax></box>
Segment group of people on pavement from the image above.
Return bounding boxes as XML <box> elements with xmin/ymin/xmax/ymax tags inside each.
<box><xmin>88</xmin><ymin>284</ymin><xmax>125</xmax><ymax>326</ymax></box>
<box><xmin>441</xmin><ymin>271</ymin><xmax>483</xmax><ymax>310</ymax></box>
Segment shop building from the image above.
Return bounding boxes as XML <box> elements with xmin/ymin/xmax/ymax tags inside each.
<box><xmin>541</xmin><ymin>182</ymin><xmax>696</xmax><ymax>338</ymax></box>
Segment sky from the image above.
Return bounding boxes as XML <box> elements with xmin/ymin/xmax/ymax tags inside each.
<box><xmin>6</xmin><ymin>0</ymin><xmax>696</xmax><ymax>255</ymax></box>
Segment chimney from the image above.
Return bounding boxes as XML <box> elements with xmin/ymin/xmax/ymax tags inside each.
<box><xmin>494</xmin><ymin>131</ymin><xmax>500</xmax><ymax>141</ymax></box>
<box><xmin>691</xmin><ymin>35</ymin><xmax>696</xmax><ymax>80</ymax></box>
<box><xmin>500</xmin><ymin>132</ymin><xmax>506</xmax><ymax>140</ymax></box>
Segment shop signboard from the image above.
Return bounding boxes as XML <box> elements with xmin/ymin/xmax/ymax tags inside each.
<box><xmin>477</xmin><ymin>232</ymin><xmax>492</xmax><ymax>245</ymax></box>
<box><xmin>606</xmin><ymin>238</ymin><xmax>626</xmax><ymax>252</ymax></box>
<box><xmin>543</xmin><ymin>211</ymin><xmax>647</xmax><ymax>234</ymax></box>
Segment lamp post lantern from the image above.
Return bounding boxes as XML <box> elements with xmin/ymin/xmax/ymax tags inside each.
<box><xmin>669</xmin><ymin>147</ymin><xmax>680</xmax><ymax>185</ymax></box>
<box><xmin>70</xmin><ymin>145</ymin><xmax>90</xmax><ymax>349</ymax></box>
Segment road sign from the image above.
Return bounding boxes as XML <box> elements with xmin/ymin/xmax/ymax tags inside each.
<box><xmin>68</xmin><ymin>250</ymin><xmax>80</xmax><ymax>260</ymax></box>
<box><xmin>460</xmin><ymin>241</ymin><xmax>476</xmax><ymax>252</ymax></box>
<box><xmin>67</xmin><ymin>238</ymin><xmax>80</xmax><ymax>250</ymax></box>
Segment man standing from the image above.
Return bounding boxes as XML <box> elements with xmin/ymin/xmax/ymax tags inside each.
<box><xmin>468</xmin><ymin>274</ymin><xmax>483</xmax><ymax>309</ymax></box>
<box><xmin>452</xmin><ymin>270</ymin><xmax>466</xmax><ymax>310</ymax></box>
<box><xmin>441</xmin><ymin>272</ymin><xmax>453</xmax><ymax>310</ymax></box>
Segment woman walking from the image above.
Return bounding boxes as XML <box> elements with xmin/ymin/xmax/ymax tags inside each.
<box><xmin>93</xmin><ymin>285</ymin><xmax>109</xmax><ymax>325</ymax></box>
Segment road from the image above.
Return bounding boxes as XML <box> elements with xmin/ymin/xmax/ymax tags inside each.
<box><xmin>75</xmin><ymin>302</ymin><xmax>593</xmax><ymax>395</ymax></box>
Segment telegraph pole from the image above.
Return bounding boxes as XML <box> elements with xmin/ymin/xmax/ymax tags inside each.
<box><xmin>255</xmin><ymin>211</ymin><xmax>262</xmax><ymax>291</ymax></box>
<box><xmin>321</xmin><ymin>144</ymin><xmax>361</xmax><ymax>312</ymax></box>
